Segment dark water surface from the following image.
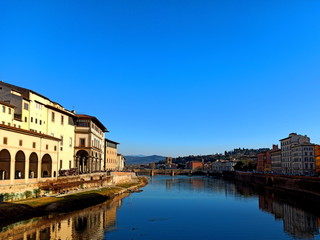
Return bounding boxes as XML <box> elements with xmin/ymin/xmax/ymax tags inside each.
<box><xmin>1</xmin><ymin>176</ymin><xmax>320</xmax><ymax>240</ymax></box>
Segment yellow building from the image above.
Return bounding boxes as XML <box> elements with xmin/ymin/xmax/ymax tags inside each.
<box><xmin>0</xmin><ymin>81</ymin><xmax>117</xmax><ymax>196</ymax></box>
<box><xmin>104</xmin><ymin>139</ymin><xmax>119</xmax><ymax>171</ymax></box>
<box><xmin>0</xmin><ymin>123</ymin><xmax>60</xmax><ymax>185</ymax></box>
<box><xmin>74</xmin><ymin>115</ymin><xmax>108</xmax><ymax>173</ymax></box>
<box><xmin>0</xmin><ymin>81</ymin><xmax>76</xmax><ymax>171</ymax></box>
<box><xmin>0</xmin><ymin>101</ymin><xmax>15</xmax><ymax>127</ymax></box>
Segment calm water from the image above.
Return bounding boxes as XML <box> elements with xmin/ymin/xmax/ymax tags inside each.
<box><xmin>1</xmin><ymin>176</ymin><xmax>320</xmax><ymax>240</ymax></box>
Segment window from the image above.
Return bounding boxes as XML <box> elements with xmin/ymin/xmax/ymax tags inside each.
<box><xmin>60</xmin><ymin>160</ymin><xmax>62</xmax><ymax>169</ymax></box>
<box><xmin>36</xmin><ymin>102</ymin><xmax>42</xmax><ymax>110</ymax></box>
<box><xmin>51</xmin><ymin>112</ymin><xmax>55</xmax><ymax>122</ymax></box>
<box><xmin>54</xmin><ymin>146</ymin><xmax>57</xmax><ymax>151</ymax></box>
<box><xmin>25</xmin><ymin>117</ymin><xmax>27</xmax><ymax>122</ymax></box>
<box><xmin>35</xmin><ymin>118</ymin><xmax>38</xmax><ymax>124</ymax></box>
<box><xmin>8</xmin><ymin>108</ymin><xmax>11</xmax><ymax>114</ymax></box>
<box><xmin>19</xmin><ymin>140</ymin><xmax>22</xmax><ymax>146</ymax></box>
<box><xmin>60</xmin><ymin>135</ymin><xmax>64</xmax><ymax>146</ymax></box>
<box><xmin>80</xmin><ymin>138</ymin><xmax>85</xmax><ymax>147</ymax></box>
<box><xmin>40</xmin><ymin>120</ymin><xmax>42</xmax><ymax>125</ymax></box>
<box><xmin>32</xmin><ymin>142</ymin><xmax>36</xmax><ymax>148</ymax></box>
<box><xmin>69</xmin><ymin>161</ymin><xmax>72</xmax><ymax>169</ymax></box>
<box><xmin>31</xmin><ymin>117</ymin><xmax>33</xmax><ymax>123</ymax></box>
<box><xmin>3</xmin><ymin>137</ymin><xmax>7</xmax><ymax>145</ymax></box>
<box><xmin>24</xmin><ymin>103</ymin><xmax>29</xmax><ymax>110</ymax></box>
<box><xmin>46</xmin><ymin>144</ymin><xmax>48</xmax><ymax>150</ymax></box>
<box><xmin>61</xmin><ymin>116</ymin><xmax>64</xmax><ymax>125</ymax></box>
<box><xmin>2</xmin><ymin>106</ymin><xmax>5</xmax><ymax>113</ymax></box>
<box><xmin>69</xmin><ymin>137</ymin><xmax>72</xmax><ymax>147</ymax></box>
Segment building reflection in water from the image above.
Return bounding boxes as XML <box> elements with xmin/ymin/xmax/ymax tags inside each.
<box><xmin>1</xmin><ymin>177</ymin><xmax>320</xmax><ymax>240</ymax></box>
<box><xmin>0</xmin><ymin>193</ymin><xmax>128</xmax><ymax>240</ymax></box>
<box><xmin>259</xmin><ymin>193</ymin><xmax>319</xmax><ymax>239</ymax></box>
<box><xmin>165</xmin><ymin>176</ymin><xmax>320</xmax><ymax>239</ymax></box>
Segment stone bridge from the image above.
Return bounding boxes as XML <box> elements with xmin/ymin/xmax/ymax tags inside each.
<box><xmin>133</xmin><ymin>169</ymin><xmax>211</xmax><ymax>176</ymax></box>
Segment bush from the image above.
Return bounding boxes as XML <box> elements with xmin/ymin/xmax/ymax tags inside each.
<box><xmin>25</xmin><ymin>190</ymin><xmax>32</xmax><ymax>199</ymax></box>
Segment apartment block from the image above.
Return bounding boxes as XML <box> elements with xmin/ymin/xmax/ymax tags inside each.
<box><xmin>280</xmin><ymin>133</ymin><xmax>316</xmax><ymax>175</ymax></box>
<box><xmin>271</xmin><ymin>149</ymin><xmax>282</xmax><ymax>174</ymax></box>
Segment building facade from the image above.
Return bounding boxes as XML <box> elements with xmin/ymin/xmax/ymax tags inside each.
<box><xmin>315</xmin><ymin>145</ymin><xmax>320</xmax><ymax>175</ymax></box>
<box><xmin>104</xmin><ymin>139</ymin><xmax>119</xmax><ymax>171</ymax></box>
<box><xmin>74</xmin><ymin>115</ymin><xmax>107</xmax><ymax>174</ymax></box>
<box><xmin>186</xmin><ymin>161</ymin><xmax>204</xmax><ymax>170</ymax></box>
<box><xmin>271</xmin><ymin>149</ymin><xmax>282</xmax><ymax>174</ymax></box>
<box><xmin>117</xmin><ymin>154</ymin><xmax>125</xmax><ymax>171</ymax></box>
<box><xmin>212</xmin><ymin>160</ymin><xmax>236</xmax><ymax>173</ymax></box>
<box><xmin>257</xmin><ymin>145</ymin><xmax>279</xmax><ymax>172</ymax></box>
<box><xmin>0</xmin><ymin>123</ymin><xmax>60</xmax><ymax>185</ymax></box>
<box><xmin>0</xmin><ymin>81</ymin><xmax>76</xmax><ymax>172</ymax></box>
<box><xmin>280</xmin><ymin>133</ymin><xmax>315</xmax><ymax>175</ymax></box>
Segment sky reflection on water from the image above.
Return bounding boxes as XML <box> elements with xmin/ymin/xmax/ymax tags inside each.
<box><xmin>107</xmin><ymin>176</ymin><xmax>320</xmax><ymax>240</ymax></box>
<box><xmin>0</xmin><ymin>176</ymin><xmax>319</xmax><ymax>240</ymax></box>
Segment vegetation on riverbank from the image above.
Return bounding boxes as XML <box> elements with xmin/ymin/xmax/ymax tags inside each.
<box><xmin>0</xmin><ymin>176</ymin><xmax>148</xmax><ymax>227</ymax></box>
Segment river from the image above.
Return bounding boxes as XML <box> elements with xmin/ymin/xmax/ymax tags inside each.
<box><xmin>1</xmin><ymin>175</ymin><xmax>320</xmax><ymax>240</ymax></box>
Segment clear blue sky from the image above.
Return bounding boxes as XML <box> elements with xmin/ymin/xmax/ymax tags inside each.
<box><xmin>1</xmin><ymin>0</ymin><xmax>320</xmax><ymax>157</ymax></box>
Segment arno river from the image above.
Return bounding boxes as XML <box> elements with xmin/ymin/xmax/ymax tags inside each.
<box><xmin>1</xmin><ymin>175</ymin><xmax>320</xmax><ymax>240</ymax></box>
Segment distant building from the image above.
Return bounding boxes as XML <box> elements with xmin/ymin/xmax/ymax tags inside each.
<box><xmin>280</xmin><ymin>133</ymin><xmax>315</xmax><ymax>175</ymax></box>
<box><xmin>257</xmin><ymin>145</ymin><xmax>278</xmax><ymax>172</ymax></box>
<box><xmin>186</xmin><ymin>161</ymin><xmax>203</xmax><ymax>170</ymax></box>
<box><xmin>271</xmin><ymin>149</ymin><xmax>282</xmax><ymax>174</ymax></box>
<box><xmin>166</xmin><ymin>157</ymin><xmax>172</xmax><ymax>165</ymax></box>
<box><xmin>212</xmin><ymin>160</ymin><xmax>236</xmax><ymax>173</ymax></box>
<box><xmin>315</xmin><ymin>145</ymin><xmax>320</xmax><ymax>175</ymax></box>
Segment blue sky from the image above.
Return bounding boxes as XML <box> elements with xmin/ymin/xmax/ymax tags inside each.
<box><xmin>1</xmin><ymin>0</ymin><xmax>320</xmax><ymax>157</ymax></box>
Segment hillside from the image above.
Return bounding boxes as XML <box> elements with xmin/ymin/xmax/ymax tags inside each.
<box><xmin>125</xmin><ymin>155</ymin><xmax>166</xmax><ymax>165</ymax></box>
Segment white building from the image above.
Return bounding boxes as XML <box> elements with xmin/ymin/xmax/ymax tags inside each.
<box><xmin>212</xmin><ymin>160</ymin><xmax>236</xmax><ymax>173</ymax></box>
<box><xmin>280</xmin><ymin>133</ymin><xmax>315</xmax><ymax>175</ymax></box>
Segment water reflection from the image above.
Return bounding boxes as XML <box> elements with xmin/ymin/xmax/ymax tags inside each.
<box><xmin>164</xmin><ymin>177</ymin><xmax>320</xmax><ymax>239</ymax></box>
<box><xmin>259</xmin><ymin>192</ymin><xmax>319</xmax><ymax>239</ymax></box>
<box><xmin>1</xmin><ymin>177</ymin><xmax>319</xmax><ymax>240</ymax></box>
<box><xmin>0</xmin><ymin>193</ymin><xmax>128</xmax><ymax>240</ymax></box>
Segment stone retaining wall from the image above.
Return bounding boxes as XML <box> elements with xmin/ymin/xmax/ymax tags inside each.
<box><xmin>0</xmin><ymin>172</ymin><xmax>138</xmax><ymax>202</ymax></box>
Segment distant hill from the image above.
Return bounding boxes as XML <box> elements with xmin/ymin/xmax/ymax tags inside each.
<box><xmin>125</xmin><ymin>155</ymin><xmax>166</xmax><ymax>165</ymax></box>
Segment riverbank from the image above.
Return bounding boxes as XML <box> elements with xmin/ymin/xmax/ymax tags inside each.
<box><xmin>223</xmin><ymin>171</ymin><xmax>320</xmax><ymax>202</ymax></box>
<box><xmin>0</xmin><ymin>176</ymin><xmax>148</xmax><ymax>228</ymax></box>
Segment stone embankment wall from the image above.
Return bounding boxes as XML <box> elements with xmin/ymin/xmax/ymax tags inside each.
<box><xmin>0</xmin><ymin>172</ymin><xmax>138</xmax><ymax>202</ymax></box>
<box><xmin>110</xmin><ymin>172</ymin><xmax>138</xmax><ymax>184</ymax></box>
<box><xmin>223</xmin><ymin>171</ymin><xmax>320</xmax><ymax>197</ymax></box>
